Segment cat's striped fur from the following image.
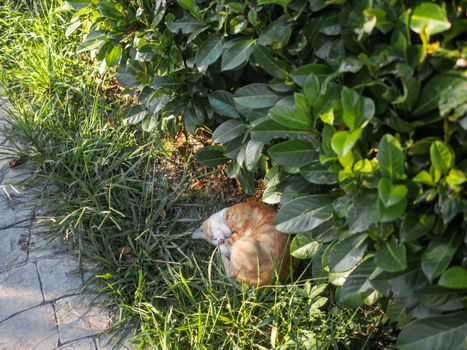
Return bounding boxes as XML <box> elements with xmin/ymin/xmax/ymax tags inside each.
<box><xmin>192</xmin><ymin>202</ymin><xmax>291</xmax><ymax>286</ymax></box>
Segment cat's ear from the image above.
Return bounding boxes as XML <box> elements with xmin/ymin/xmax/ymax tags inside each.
<box><xmin>192</xmin><ymin>227</ymin><xmax>204</xmax><ymax>239</ymax></box>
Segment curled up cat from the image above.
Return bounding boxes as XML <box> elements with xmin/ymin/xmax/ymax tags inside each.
<box><xmin>192</xmin><ymin>202</ymin><xmax>291</xmax><ymax>287</ymax></box>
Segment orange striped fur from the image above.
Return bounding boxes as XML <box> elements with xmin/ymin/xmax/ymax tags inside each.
<box><xmin>193</xmin><ymin>202</ymin><xmax>291</xmax><ymax>286</ymax></box>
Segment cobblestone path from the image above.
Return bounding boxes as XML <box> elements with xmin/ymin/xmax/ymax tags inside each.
<box><xmin>0</xmin><ymin>98</ymin><xmax>132</xmax><ymax>350</ymax></box>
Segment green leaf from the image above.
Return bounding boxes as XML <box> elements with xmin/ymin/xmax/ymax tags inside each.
<box><xmin>430</xmin><ymin>140</ymin><xmax>454</xmax><ymax>175</ymax></box>
<box><xmin>258</xmin><ymin>15</ymin><xmax>291</xmax><ymax>48</ymax></box>
<box><xmin>237</xmin><ymin>166</ymin><xmax>255</xmax><ymax>195</ymax></box>
<box><xmin>252</xmin><ymin>45</ymin><xmax>289</xmax><ymax>79</ymax></box>
<box><xmin>244</xmin><ymin>140</ymin><xmax>264</xmax><ymax>172</ymax></box>
<box><xmin>251</xmin><ymin>119</ymin><xmax>318</xmax><ymax>145</ymax></box>
<box><xmin>341</xmin><ymin>87</ymin><xmax>360</xmax><ymax>130</ymax></box>
<box><xmin>421</xmin><ymin>232</ymin><xmax>462</xmax><ymax>282</ymax></box>
<box><xmin>340</xmin><ymin>87</ymin><xmax>374</xmax><ymax>130</ymax></box>
<box><xmin>364</xmin><ymin>8</ymin><xmax>394</xmax><ymax>34</ymax></box>
<box><xmin>290</xmin><ymin>233</ymin><xmax>321</xmax><ymax>259</ymax></box>
<box><xmin>195</xmin><ymin>34</ymin><xmax>224</xmax><ymax>71</ymax></box>
<box><xmin>378</xmin><ymin>178</ymin><xmax>408</xmax><ymax>207</ymax></box>
<box><xmin>123</xmin><ymin>106</ymin><xmax>148</xmax><ymax>124</ymax></box>
<box><xmin>65</xmin><ymin>20</ymin><xmax>82</xmax><ymax>38</ymax></box>
<box><xmin>397</xmin><ymin>311</ymin><xmax>467</xmax><ymax>350</ymax></box>
<box><xmin>446</xmin><ymin>169</ymin><xmax>467</xmax><ymax>188</ymax></box>
<box><xmin>416</xmin><ymin>285</ymin><xmax>467</xmax><ymax>312</ymax></box>
<box><xmin>257</xmin><ymin>0</ymin><xmax>291</xmax><ymax>10</ymax></box>
<box><xmin>413</xmin><ymin>170</ymin><xmax>435</xmax><ymax>186</ymax></box>
<box><xmin>221</xmin><ymin>39</ymin><xmax>256</xmax><ymax>71</ymax></box>
<box><xmin>105</xmin><ymin>44</ymin><xmax>122</xmax><ymax>67</ymax></box>
<box><xmin>331</xmin><ymin>128</ymin><xmax>363</xmax><ymax>157</ymax></box>
<box><xmin>268</xmin><ymin>99</ymin><xmax>312</xmax><ymax>131</ymax></box>
<box><xmin>77</xmin><ymin>30</ymin><xmax>105</xmax><ymax>53</ymax></box>
<box><xmin>413</xmin><ymin>74</ymin><xmax>463</xmax><ymax>116</ymax></box>
<box><xmin>166</xmin><ymin>19</ymin><xmax>204</xmax><ymax>34</ymax></box>
<box><xmin>439</xmin><ymin>267</ymin><xmax>467</xmax><ymax>289</ymax></box>
<box><xmin>268</xmin><ymin>140</ymin><xmax>318</xmax><ymax>168</ymax></box>
<box><xmin>291</xmin><ymin>64</ymin><xmax>332</xmax><ymax>87</ymax></box>
<box><xmin>439</xmin><ymin>79</ymin><xmax>467</xmax><ymax>119</ymax></box>
<box><xmin>343</xmin><ymin>191</ymin><xmax>379</xmax><ymax>234</ymax></box>
<box><xmin>400</xmin><ymin>208</ymin><xmax>436</xmax><ymax>242</ymax></box>
<box><xmin>328</xmin><ymin>234</ymin><xmax>368</xmax><ymax>273</ymax></box>
<box><xmin>177</xmin><ymin>0</ymin><xmax>198</xmax><ymax>13</ymax></box>
<box><xmin>339</xmin><ymin>259</ymin><xmax>376</xmax><ymax>303</ymax></box>
<box><xmin>115</xmin><ymin>67</ymin><xmax>138</xmax><ymax>88</ymax></box>
<box><xmin>410</xmin><ymin>3</ymin><xmax>451</xmax><ymax>36</ymax></box>
<box><xmin>208</xmin><ymin>91</ymin><xmax>240</xmax><ymax>119</ymax></box>
<box><xmin>212</xmin><ymin>120</ymin><xmax>246</xmax><ymax>144</ymax></box>
<box><xmin>300</xmin><ymin>163</ymin><xmax>337</xmax><ymax>185</ymax></box>
<box><xmin>378</xmin><ymin>197</ymin><xmax>407</xmax><ymax>222</ymax></box>
<box><xmin>378</xmin><ymin>134</ymin><xmax>405</xmax><ymax>181</ymax></box>
<box><xmin>234</xmin><ymin>83</ymin><xmax>280</xmax><ymax>109</ymax></box>
<box><xmin>275</xmin><ymin>195</ymin><xmax>335</xmax><ymax>233</ymax></box>
<box><xmin>196</xmin><ymin>146</ymin><xmax>228</xmax><ymax>167</ymax></box>
<box><xmin>304</xmin><ymin>73</ymin><xmax>320</xmax><ymax>107</ymax></box>
<box><xmin>375</xmin><ymin>238</ymin><xmax>407</xmax><ymax>272</ymax></box>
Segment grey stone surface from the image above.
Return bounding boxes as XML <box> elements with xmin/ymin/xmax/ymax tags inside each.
<box><xmin>0</xmin><ymin>304</ymin><xmax>58</xmax><ymax>350</ymax></box>
<box><xmin>55</xmin><ymin>295</ymin><xmax>113</xmax><ymax>343</ymax></box>
<box><xmin>0</xmin><ymin>227</ymin><xmax>29</xmax><ymax>270</ymax></box>
<box><xmin>0</xmin><ymin>263</ymin><xmax>43</xmax><ymax>321</ymax></box>
<box><xmin>37</xmin><ymin>256</ymin><xmax>83</xmax><ymax>300</ymax></box>
<box><xmin>56</xmin><ymin>338</ymin><xmax>96</xmax><ymax>349</ymax></box>
<box><xmin>29</xmin><ymin>225</ymin><xmax>68</xmax><ymax>260</ymax></box>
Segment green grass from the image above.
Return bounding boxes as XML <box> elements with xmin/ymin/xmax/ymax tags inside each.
<box><xmin>0</xmin><ymin>1</ymin><xmax>397</xmax><ymax>349</ymax></box>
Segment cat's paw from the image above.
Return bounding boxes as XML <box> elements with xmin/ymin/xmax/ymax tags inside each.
<box><xmin>219</xmin><ymin>243</ymin><xmax>231</xmax><ymax>258</ymax></box>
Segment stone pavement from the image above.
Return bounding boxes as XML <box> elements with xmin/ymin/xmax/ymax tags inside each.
<box><xmin>0</xmin><ymin>99</ymin><xmax>133</xmax><ymax>350</ymax></box>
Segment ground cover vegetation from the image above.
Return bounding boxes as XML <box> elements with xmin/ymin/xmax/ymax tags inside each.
<box><xmin>0</xmin><ymin>0</ymin><xmax>399</xmax><ymax>349</ymax></box>
<box><xmin>58</xmin><ymin>0</ymin><xmax>467</xmax><ymax>348</ymax></box>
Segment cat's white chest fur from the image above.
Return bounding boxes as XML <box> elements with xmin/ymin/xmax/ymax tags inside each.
<box><xmin>209</xmin><ymin>209</ymin><xmax>232</xmax><ymax>243</ymax></box>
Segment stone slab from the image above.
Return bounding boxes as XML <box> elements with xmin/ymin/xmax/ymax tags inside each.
<box><xmin>0</xmin><ymin>263</ymin><xmax>43</xmax><ymax>321</ymax></box>
<box><xmin>0</xmin><ymin>198</ymin><xmax>33</xmax><ymax>230</ymax></box>
<box><xmin>36</xmin><ymin>256</ymin><xmax>82</xmax><ymax>300</ymax></box>
<box><xmin>0</xmin><ymin>227</ymin><xmax>29</xmax><ymax>270</ymax></box>
<box><xmin>56</xmin><ymin>338</ymin><xmax>96</xmax><ymax>350</ymax></box>
<box><xmin>28</xmin><ymin>224</ymin><xmax>68</xmax><ymax>260</ymax></box>
<box><xmin>55</xmin><ymin>295</ymin><xmax>113</xmax><ymax>343</ymax></box>
<box><xmin>0</xmin><ymin>304</ymin><xmax>58</xmax><ymax>350</ymax></box>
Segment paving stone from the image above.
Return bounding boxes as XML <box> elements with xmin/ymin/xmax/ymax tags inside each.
<box><xmin>56</xmin><ymin>338</ymin><xmax>96</xmax><ymax>350</ymax></box>
<box><xmin>29</xmin><ymin>224</ymin><xmax>68</xmax><ymax>260</ymax></box>
<box><xmin>0</xmin><ymin>304</ymin><xmax>58</xmax><ymax>350</ymax></box>
<box><xmin>37</xmin><ymin>256</ymin><xmax>83</xmax><ymax>300</ymax></box>
<box><xmin>0</xmin><ymin>198</ymin><xmax>33</xmax><ymax>230</ymax></box>
<box><xmin>0</xmin><ymin>263</ymin><xmax>43</xmax><ymax>321</ymax></box>
<box><xmin>55</xmin><ymin>295</ymin><xmax>113</xmax><ymax>343</ymax></box>
<box><xmin>0</xmin><ymin>227</ymin><xmax>29</xmax><ymax>270</ymax></box>
<box><xmin>1</xmin><ymin>163</ymin><xmax>36</xmax><ymax>185</ymax></box>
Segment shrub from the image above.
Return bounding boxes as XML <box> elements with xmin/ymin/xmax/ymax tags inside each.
<box><xmin>68</xmin><ymin>0</ymin><xmax>467</xmax><ymax>347</ymax></box>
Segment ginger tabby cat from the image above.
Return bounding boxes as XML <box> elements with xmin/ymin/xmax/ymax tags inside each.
<box><xmin>192</xmin><ymin>202</ymin><xmax>291</xmax><ymax>286</ymax></box>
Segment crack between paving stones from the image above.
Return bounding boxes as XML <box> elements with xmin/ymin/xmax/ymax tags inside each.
<box><xmin>0</xmin><ymin>300</ymin><xmax>52</xmax><ymax>325</ymax></box>
<box><xmin>55</xmin><ymin>334</ymin><xmax>102</xmax><ymax>350</ymax></box>
<box><xmin>93</xmin><ymin>338</ymin><xmax>100</xmax><ymax>350</ymax></box>
<box><xmin>52</xmin><ymin>301</ymin><xmax>62</xmax><ymax>348</ymax></box>
<box><xmin>0</xmin><ymin>218</ymin><xmax>29</xmax><ymax>231</ymax></box>
<box><xmin>0</xmin><ymin>292</ymin><xmax>81</xmax><ymax>324</ymax></box>
<box><xmin>34</xmin><ymin>261</ymin><xmax>46</xmax><ymax>302</ymax></box>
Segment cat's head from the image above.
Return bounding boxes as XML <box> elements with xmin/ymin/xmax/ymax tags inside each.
<box><xmin>192</xmin><ymin>208</ymin><xmax>232</xmax><ymax>246</ymax></box>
